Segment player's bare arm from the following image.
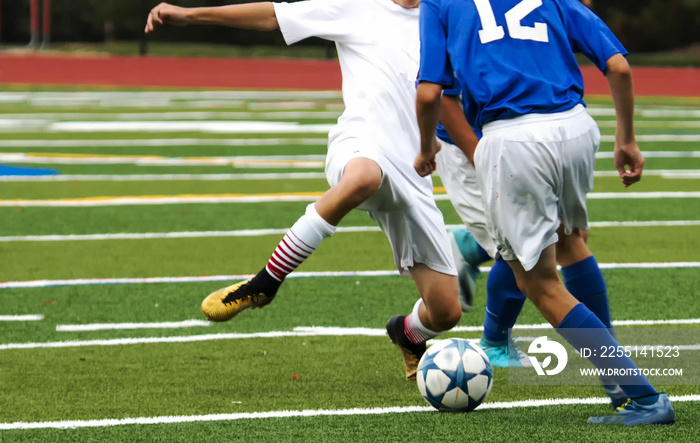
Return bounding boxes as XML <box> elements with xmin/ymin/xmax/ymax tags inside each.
<box><xmin>440</xmin><ymin>94</ymin><xmax>479</xmax><ymax>164</ymax></box>
<box><xmin>415</xmin><ymin>81</ymin><xmax>443</xmax><ymax>176</ymax></box>
<box><xmin>392</xmin><ymin>0</ymin><xmax>421</xmax><ymax>8</ymax></box>
<box><xmin>145</xmin><ymin>2</ymin><xmax>279</xmax><ymax>34</ymax></box>
<box><xmin>605</xmin><ymin>53</ymin><xmax>644</xmax><ymax>187</ymax></box>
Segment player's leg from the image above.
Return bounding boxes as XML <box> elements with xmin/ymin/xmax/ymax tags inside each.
<box><xmin>201</xmin><ymin>157</ymin><xmax>382</xmax><ymax>321</ymax></box>
<box><xmin>478</xmin><ymin>258</ymin><xmax>530</xmax><ymax>367</ymax></box>
<box><xmin>436</xmin><ymin>139</ymin><xmax>528</xmax><ymax>365</ymax></box>
<box><xmin>477</xmin><ymin>109</ymin><xmax>673</xmax><ymax>425</ymax></box>
<box><xmin>557</xmin><ymin>227</ymin><xmax>626</xmax><ymax>406</ymax></box>
<box><xmin>380</xmin><ymin>178</ymin><xmax>462</xmax><ymax>380</ymax></box>
<box><xmin>496</xmin><ymin>109</ymin><xmax>672</xmax><ymax>425</ymax></box>
<box><xmin>435</xmin><ymin>140</ymin><xmax>492</xmax><ymax>310</ymax></box>
<box><xmin>387</xmin><ymin>264</ymin><xmax>461</xmax><ymax>381</ymax></box>
<box><xmin>508</xmin><ymin>250</ymin><xmax>673</xmax><ymax>425</ymax></box>
<box><xmin>409</xmin><ymin>263</ymin><xmax>462</xmax><ymax>333</ymax></box>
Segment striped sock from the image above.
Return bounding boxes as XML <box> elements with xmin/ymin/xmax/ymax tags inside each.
<box><xmin>404</xmin><ymin>299</ymin><xmax>440</xmax><ymax>344</ymax></box>
<box><xmin>265</xmin><ymin>203</ymin><xmax>335</xmax><ymax>281</ymax></box>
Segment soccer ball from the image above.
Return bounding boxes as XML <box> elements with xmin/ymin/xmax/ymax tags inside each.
<box><xmin>416</xmin><ymin>338</ymin><xmax>493</xmax><ymax>412</ymax></box>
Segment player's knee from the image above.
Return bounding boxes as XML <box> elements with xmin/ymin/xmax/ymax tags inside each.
<box><xmin>353</xmin><ymin>173</ymin><xmax>381</xmax><ymax>198</ymax></box>
<box><xmin>429</xmin><ymin>302</ymin><xmax>462</xmax><ymax>331</ymax></box>
<box><xmin>340</xmin><ymin>158</ymin><xmax>382</xmax><ymax>201</ymax></box>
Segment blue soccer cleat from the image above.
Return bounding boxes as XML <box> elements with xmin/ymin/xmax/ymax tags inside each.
<box><xmin>478</xmin><ymin>337</ymin><xmax>532</xmax><ymax>368</ymax></box>
<box><xmin>448</xmin><ymin>229</ymin><xmax>481</xmax><ymax>312</ymax></box>
<box><xmin>588</xmin><ymin>393</ymin><xmax>675</xmax><ymax>426</ymax></box>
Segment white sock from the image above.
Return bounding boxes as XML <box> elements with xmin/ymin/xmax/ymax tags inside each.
<box><xmin>265</xmin><ymin>203</ymin><xmax>336</xmax><ymax>281</ymax></box>
<box><xmin>404</xmin><ymin>299</ymin><xmax>440</xmax><ymax>344</ymax></box>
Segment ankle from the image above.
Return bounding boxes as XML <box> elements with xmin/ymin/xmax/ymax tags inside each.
<box><xmin>256</xmin><ymin>268</ymin><xmax>282</xmax><ymax>293</ymax></box>
<box><xmin>480</xmin><ymin>336</ymin><xmax>507</xmax><ymax>348</ymax></box>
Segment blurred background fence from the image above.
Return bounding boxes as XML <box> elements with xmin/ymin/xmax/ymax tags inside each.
<box><xmin>0</xmin><ymin>0</ymin><xmax>698</xmax><ymax>61</ymax></box>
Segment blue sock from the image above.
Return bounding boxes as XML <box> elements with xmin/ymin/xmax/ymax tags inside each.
<box><xmin>562</xmin><ymin>256</ymin><xmax>612</xmax><ymax>329</ymax></box>
<box><xmin>557</xmin><ymin>303</ymin><xmax>659</xmax><ymax>405</ymax></box>
<box><xmin>561</xmin><ymin>256</ymin><xmax>617</xmax><ymax>391</ymax></box>
<box><xmin>482</xmin><ymin>258</ymin><xmax>526</xmax><ymax>343</ymax></box>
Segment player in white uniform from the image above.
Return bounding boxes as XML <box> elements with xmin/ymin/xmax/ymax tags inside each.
<box><xmin>145</xmin><ymin>0</ymin><xmax>462</xmax><ymax>381</ymax></box>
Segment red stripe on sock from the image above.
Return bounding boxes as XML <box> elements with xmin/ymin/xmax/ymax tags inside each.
<box><xmin>265</xmin><ymin>262</ymin><xmax>286</xmax><ymax>281</ymax></box>
<box><xmin>272</xmin><ymin>249</ymin><xmax>300</xmax><ymax>270</ymax></box>
<box><xmin>404</xmin><ymin>316</ymin><xmax>428</xmax><ymax>344</ymax></box>
<box><xmin>269</xmin><ymin>255</ymin><xmax>294</xmax><ymax>274</ymax></box>
<box><xmin>288</xmin><ymin>230</ymin><xmax>314</xmax><ymax>254</ymax></box>
<box><xmin>279</xmin><ymin>238</ymin><xmax>308</xmax><ymax>262</ymax></box>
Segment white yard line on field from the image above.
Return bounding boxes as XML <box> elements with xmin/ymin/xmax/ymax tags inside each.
<box><xmin>587</xmin><ymin>107</ymin><xmax>700</xmax><ymax>118</ymax></box>
<box><xmin>0</xmin><ymin>138</ymin><xmax>696</xmax><ymax>149</ymax></box>
<box><xmin>0</xmin><ymin>111</ymin><xmax>342</xmax><ymax>120</ymax></box>
<box><xmin>2</xmin><ymin>191</ymin><xmax>700</xmax><ymax>207</ymax></box>
<box><xmin>0</xmin><ymin>151</ymin><xmax>695</xmax><ymax>168</ymax></box>
<box><xmin>595</xmin><ymin>149</ymin><xmax>700</xmax><ymax>157</ymax></box>
<box><xmin>0</xmin><ymin>153</ymin><xmax>327</xmax><ymax>167</ymax></box>
<box><xmin>0</xmin><ymin>138</ymin><xmax>328</xmax><ymax>148</ymax></box>
<box><xmin>1</xmin><ymin>263</ymin><xmax>698</xmax><ymax>290</ymax></box>
<box><xmin>1</xmin><ymin>318</ymin><xmax>699</xmax><ymax>351</ymax></box>
<box><xmin>48</xmin><ymin>121</ymin><xmax>336</xmax><ymax>134</ymax></box>
<box><xmin>0</xmin><ymin>315</ymin><xmax>43</xmax><ymax>321</ymax></box>
<box><xmin>597</xmin><ymin>120</ymin><xmax>700</xmax><ymax>128</ymax></box>
<box><xmin>0</xmin><ymin>172</ymin><xmax>328</xmax><ymax>182</ymax></box>
<box><xmin>0</xmin><ymin>90</ymin><xmax>343</xmax><ymax>102</ymax></box>
<box><xmin>56</xmin><ymin>319</ymin><xmax>210</xmax><ymax>332</ymax></box>
<box><xmin>2</xmin><ymin>170</ymin><xmax>699</xmax><ymax>182</ymax></box>
<box><xmin>1</xmin><ymin>221</ymin><xmax>698</xmax><ymax>243</ymax></box>
<box><xmin>591</xmin><ymin>169</ymin><xmax>700</xmax><ymax>178</ymax></box>
<box><xmin>0</xmin><ymin>395</ymin><xmax>698</xmax><ymax>430</ymax></box>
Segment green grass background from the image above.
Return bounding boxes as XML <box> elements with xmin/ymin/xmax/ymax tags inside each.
<box><xmin>0</xmin><ymin>86</ymin><xmax>698</xmax><ymax>441</ymax></box>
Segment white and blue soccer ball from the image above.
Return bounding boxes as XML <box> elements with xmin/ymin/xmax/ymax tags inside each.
<box><xmin>416</xmin><ymin>338</ymin><xmax>493</xmax><ymax>412</ymax></box>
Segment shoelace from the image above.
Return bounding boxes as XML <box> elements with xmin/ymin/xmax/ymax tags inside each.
<box><xmin>616</xmin><ymin>399</ymin><xmax>633</xmax><ymax>412</ymax></box>
<box><xmin>222</xmin><ymin>282</ymin><xmax>260</xmax><ymax>305</ymax></box>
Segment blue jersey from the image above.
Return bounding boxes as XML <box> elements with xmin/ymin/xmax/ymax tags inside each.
<box><xmin>419</xmin><ymin>0</ymin><xmax>627</xmax><ymax>131</ymax></box>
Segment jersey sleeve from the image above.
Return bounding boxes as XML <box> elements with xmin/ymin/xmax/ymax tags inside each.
<box><xmin>442</xmin><ymin>69</ymin><xmax>461</xmax><ymax>96</ymax></box>
<box><xmin>417</xmin><ymin>0</ymin><xmax>454</xmax><ymax>87</ymax></box>
<box><xmin>273</xmin><ymin>0</ymin><xmax>358</xmax><ymax>45</ymax></box>
<box><xmin>561</xmin><ymin>0</ymin><xmax>628</xmax><ymax>73</ymax></box>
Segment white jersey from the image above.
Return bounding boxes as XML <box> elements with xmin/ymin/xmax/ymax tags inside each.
<box><xmin>274</xmin><ymin>0</ymin><xmax>455</xmax><ymax>276</ymax></box>
<box><xmin>274</xmin><ymin>0</ymin><xmax>425</xmax><ymax>191</ymax></box>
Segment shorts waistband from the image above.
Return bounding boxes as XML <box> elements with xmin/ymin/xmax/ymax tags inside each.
<box><xmin>481</xmin><ymin>104</ymin><xmax>587</xmax><ymax>134</ymax></box>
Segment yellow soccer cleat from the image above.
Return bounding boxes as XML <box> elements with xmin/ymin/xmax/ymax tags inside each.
<box><xmin>386</xmin><ymin>315</ymin><xmax>427</xmax><ymax>381</ymax></box>
<box><xmin>201</xmin><ymin>271</ymin><xmax>279</xmax><ymax>322</ymax></box>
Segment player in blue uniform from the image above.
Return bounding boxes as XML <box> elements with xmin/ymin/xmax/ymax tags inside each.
<box><xmin>437</xmin><ymin>84</ymin><xmax>633</xmax><ymax>409</ymax></box>
<box><xmin>416</xmin><ymin>0</ymin><xmax>674</xmax><ymax>425</ymax></box>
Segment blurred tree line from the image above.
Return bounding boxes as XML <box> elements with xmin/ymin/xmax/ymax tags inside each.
<box><xmin>1</xmin><ymin>0</ymin><xmax>698</xmax><ymax>53</ymax></box>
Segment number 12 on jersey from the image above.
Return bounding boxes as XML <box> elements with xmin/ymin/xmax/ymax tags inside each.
<box><xmin>474</xmin><ymin>0</ymin><xmax>549</xmax><ymax>44</ymax></box>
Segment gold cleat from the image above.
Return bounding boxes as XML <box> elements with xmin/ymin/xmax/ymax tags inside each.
<box><xmin>201</xmin><ymin>279</ymin><xmax>275</xmax><ymax>322</ymax></box>
<box><xmin>386</xmin><ymin>315</ymin><xmax>426</xmax><ymax>381</ymax></box>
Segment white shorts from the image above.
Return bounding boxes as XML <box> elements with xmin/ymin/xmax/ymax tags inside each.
<box><xmin>474</xmin><ymin>105</ymin><xmax>600</xmax><ymax>271</ymax></box>
<box><xmin>325</xmin><ymin>138</ymin><xmax>457</xmax><ymax>277</ymax></box>
<box><xmin>435</xmin><ymin>139</ymin><xmax>498</xmax><ymax>259</ymax></box>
